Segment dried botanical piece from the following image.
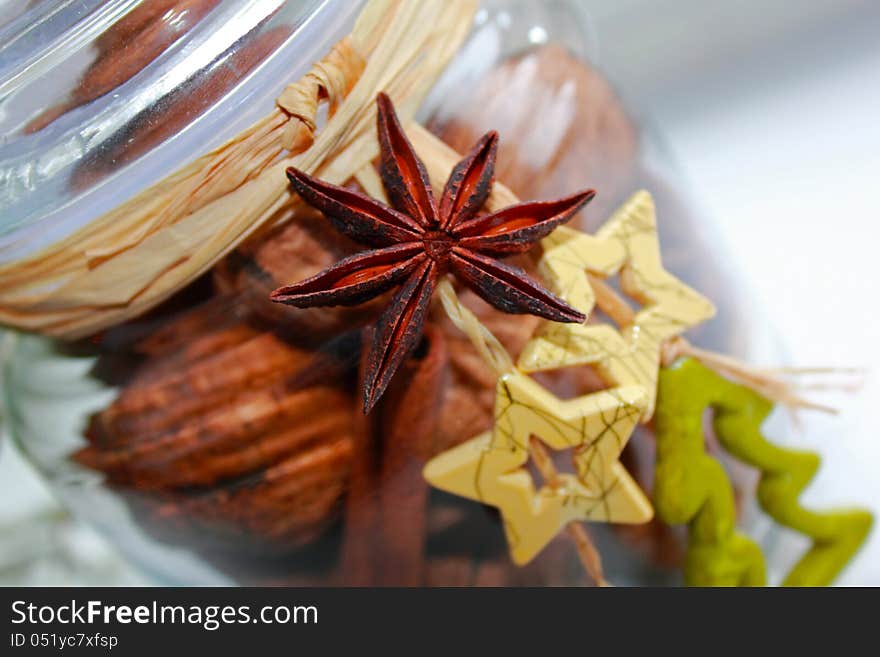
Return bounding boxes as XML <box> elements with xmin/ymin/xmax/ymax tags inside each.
<box><xmin>410</xmin><ymin>128</ymin><xmax>651</xmax><ymax>573</ymax></box>
<box><xmin>74</xmin><ymin>294</ymin><xmax>360</xmax><ymax>559</ymax></box>
<box><xmin>26</xmin><ymin>0</ymin><xmax>222</xmax><ymax>134</ymax></box>
<box><xmin>339</xmin><ymin>326</ymin><xmax>448</xmax><ymax>585</ymax></box>
<box><xmin>212</xmin><ymin>207</ymin><xmax>383</xmax><ymax>338</ymax></box>
<box><xmin>272</xmin><ymin>93</ymin><xmax>592</xmax><ymax>411</ymax></box>
<box><xmin>518</xmin><ymin>190</ymin><xmax>716</xmax><ymax>420</ymax></box>
<box><xmin>0</xmin><ymin>0</ymin><xmax>479</xmax><ymax>337</ymax></box>
<box><xmin>91</xmin><ymin>332</ymin><xmax>315</xmax><ymax>439</ymax></box>
<box><xmin>423</xmin><ymin>370</ymin><xmax>653</xmax><ymax>565</ymax></box>
<box><xmin>432</xmin><ymin>45</ymin><xmax>639</xmax><ymax>224</ymax></box>
<box><xmin>433</xmin><ymin>289</ymin><xmax>541</xmax><ymax>451</ymax></box>
<box><xmin>374</xmin><ymin>326</ymin><xmax>447</xmax><ymax>584</ymax></box>
<box><xmin>155</xmin><ymin>435</ymin><xmax>354</xmax><ymax>551</ymax></box>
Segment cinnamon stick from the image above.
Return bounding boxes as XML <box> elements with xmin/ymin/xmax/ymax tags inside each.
<box><xmin>375</xmin><ymin>326</ymin><xmax>448</xmax><ymax>585</ymax></box>
<box><xmin>338</xmin><ymin>334</ymin><xmax>384</xmax><ymax>585</ymax></box>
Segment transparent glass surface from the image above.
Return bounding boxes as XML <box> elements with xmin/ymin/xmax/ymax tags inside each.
<box><xmin>2</xmin><ymin>0</ymin><xmax>789</xmax><ymax>585</ymax></box>
<box><xmin>0</xmin><ymin>0</ymin><xmax>364</xmax><ymax>259</ymax></box>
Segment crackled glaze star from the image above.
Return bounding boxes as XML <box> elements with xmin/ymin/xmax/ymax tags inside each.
<box><xmin>423</xmin><ymin>371</ymin><xmax>653</xmax><ymax>564</ymax></box>
<box><xmin>518</xmin><ymin>190</ymin><xmax>716</xmax><ymax>420</ymax></box>
<box><xmin>271</xmin><ymin>93</ymin><xmax>594</xmax><ymax>413</ymax></box>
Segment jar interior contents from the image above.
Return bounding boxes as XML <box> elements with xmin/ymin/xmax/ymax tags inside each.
<box><xmin>26</xmin><ymin>42</ymin><xmax>752</xmax><ymax>585</ymax></box>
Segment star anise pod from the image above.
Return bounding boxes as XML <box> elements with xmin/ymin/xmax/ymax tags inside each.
<box><xmin>271</xmin><ymin>93</ymin><xmax>593</xmax><ymax>413</ymax></box>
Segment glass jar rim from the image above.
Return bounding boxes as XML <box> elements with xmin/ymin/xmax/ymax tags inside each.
<box><xmin>0</xmin><ymin>0</ymin><xmax>365</xmax><ymax>263</ymax></box>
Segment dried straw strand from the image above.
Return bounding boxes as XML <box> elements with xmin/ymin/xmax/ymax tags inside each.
<box><xmin>414</xmin><ymin>124</ymin><xmax>608</xmax><ymax>585</ymax></box>
<box><xmin>0</xmin><ymin>0</ymin><xmax>477</xmax><ymax>338</ymax></box>
<box><xmin>586</xmin><ymin>270</ymin><xmax>846</xmax><ymax>414</ymax></box>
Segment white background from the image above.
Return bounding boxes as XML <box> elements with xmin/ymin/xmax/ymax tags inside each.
<box><xmin>589</xmin><ymin>0</ymin><xmax>880</xmax><ymax>584</ymax></box>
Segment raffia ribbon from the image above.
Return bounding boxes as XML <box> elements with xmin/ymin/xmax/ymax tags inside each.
<box><xmin>584</xmin><ymin>273</ymin><xmax>855</xmax><ymax>414</ymax></box>
<box><xmin>0</xmin><ymin>0</ymin><xmax>477</xmax><ymax>338</ymax></box>
<box><xmin>276</xmin><ymin>37</ymin><xmax>366</xmax><ymax>153</ymax></box>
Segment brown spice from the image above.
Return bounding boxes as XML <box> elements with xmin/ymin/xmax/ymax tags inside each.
<box><xmin>213</xmin><ymin>207</ymin><xmax>388</xmax><ymax>341</ymax></box>
<box><xmin>74</xmin><ymin>44</ymin><xmax>723</xmax><ymax>584</ymax></box>
<box><xmin>375</xmin><ymin>326</ymin><xmax>448</xmax><ymax>584</ymax></box>
<box><xmin>155</xmin><ymin>436</ymin><xmax>353</xmax><ymax>550</ymax></box>
<box><xmin>69</xmin><ymin>25</ymin><xmax>292</xmax><ymax>190</ymax></box>
<box><xmin>26</xmin><ymin>0</ymin><xmax>221</xmax><ymax>134</ymax></box>
<box><xmin>78</xmin><ymin>383</ymin><xmax>351</xmax><ymax>488</ymax></box>
<box><xmin>432</xmin><ymin>45</ymin><xmax>639</xmax><ymax>226</ymax></box>
<box><xmin>91</xmin><ymin>332</ymin><xmax>316</xmax><ymax>440</ymax></box>
<box><xmin>337</xmin><ymin>342</ymin><xmax>383</xmax><ymax>585</ymax></box>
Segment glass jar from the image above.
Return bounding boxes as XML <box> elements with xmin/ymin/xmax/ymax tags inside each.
<box><xmin>1</xmin><ymin>0</ymin><xmax>769</xmax><ymax>585</ymax></box>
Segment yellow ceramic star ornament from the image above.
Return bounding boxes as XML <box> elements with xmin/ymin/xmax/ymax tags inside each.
<box><xmin>518</xmin><ymin>190</ymin><xmax>716</xmax><ymax>420</ymax></box>
<box><xmin>423</xmin><ymin>371</ymin><xmax>654</xmax><ymax>564</ymax></box>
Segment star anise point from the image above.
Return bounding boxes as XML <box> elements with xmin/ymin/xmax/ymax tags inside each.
<box><xmin>273</xmin><ymin>94</ymin><xmax>593</xmax><ymax>412</ymax></box>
